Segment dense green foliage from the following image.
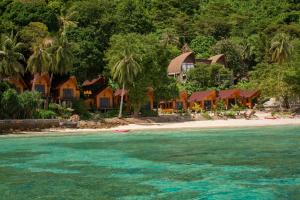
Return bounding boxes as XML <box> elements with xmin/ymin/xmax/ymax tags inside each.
<box><xmin>0</xmin><ymin>88</ymin><xmax>43</xmax><ymax>119</ymax></box>
<box><xmin>184</xmin><ymin>64</ymin><xmax>233</xmax><ymax>94</ymax></box>
<box><xmin>0</xmin><ymin>0</ymin><xmax>299</xmax><ymax>114</ymax></box>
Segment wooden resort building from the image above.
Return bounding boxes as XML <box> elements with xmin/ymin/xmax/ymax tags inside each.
<box><xmin>240</xmin><ymin>90</ymin><xmax>261</xmax><ymax>109</ymax></box>
<box><xmin>159</xmin><ymin>91</ymin><xmax>188</xmax><ymax>112</ymax></box>
<box><xmin>218</xmin><ymin>89</ymin><xmax>240</xmax><ymax>109</ymax></box>
<box><xmin>167</xmin><ymin>51</ymin><xmax>195</xmax><ymax>82</ymax></box>
<box><xmin>52</xmin><ymin>76</ymin><xmax>80</xmax><ymax>104</ymax></box>
<box><xmin>93</xmin><ymin>87</ymin><xmax>114</xmax><ymax>110</ymax></box>
<box><xmin>31</xmin><ymin>73</ymin><xmax>50</xmax><ymax>97</ymax></box>
<box><xmin>5</xmin><ymin>77</ymin><xmax>28</xmax><ymax>93</ymax></box>
<box><xmin>114</xmin><ymin>88</ymin><xmax>128</xmax><ymax>109</ymax></box>
<box><xmin>189</xmin><ymin>90</ymin><xmax>217</xmax><ymax>110</ymax></box>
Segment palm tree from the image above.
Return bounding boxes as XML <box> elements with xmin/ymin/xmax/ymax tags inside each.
<box><xmin>111</xmin><ymin>49</ymin><xmax>142</xmax><ymax>118</ymax></box>
<box><xmin>27</xmin><ymin>38</ymin><xmax>52</xmax><ymax>91</ymax></box>
<box><xmin>58</xmin><ymin>10</ymin><xmax>77</xmax><ymax>37</ymax></box>
<box><xmin>27</xmin><ymin>36</ymin><xmax>73</xmax><ymax>107</ymax></box>
<box><xmin>270</xmin><ymin>33</ymin><xmax>293</xmax><ymax>65</ymax></box>
<box><xmin>0</xmin><ymin>33</ymin><xmax>25</xmax><ymax>80</ymax></box>
<box><xmin>269</xmin><ymin>33</ymin><xmax>293</xmax><ymax>109</ymax></box>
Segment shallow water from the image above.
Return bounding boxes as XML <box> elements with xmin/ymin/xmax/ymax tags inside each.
<box><xmin>0</xmin><ymin>126</ymin><xmax>300</xmax><ymax>200</ymax></box>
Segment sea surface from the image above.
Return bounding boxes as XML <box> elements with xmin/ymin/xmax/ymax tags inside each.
<box><xmin>0</xmin><ymin>126</ymin><xmax>300</xmax><ymax>200</ymax></box>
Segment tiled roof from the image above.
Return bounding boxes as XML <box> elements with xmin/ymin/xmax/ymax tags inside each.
<box><xmin>189</xmin><ymin>91</ymin><xmax>215</xmax><ymax>102</ymax></box>
<box><xmin>208</xmin><ymin>54</ymin><xmax>225</xmax><ymax>64</ymax></box>
<box><xmin>54</xmin><ymin>76</ymin><xmax>78</xmax><ymax>89</ymax></box>
<box><xmin>240</xmin><ymin>90</ymin><xmax>260</xmax><ymax>98</ymax></box>
<box><xmin>167</xmin><ymin>52</ymin><xmax>194</xmax><ymax>75</ymax></box>
<box><xmin>82</xmin><ymin>75</ymin><xmax>105</xmax><ymax>87</ymax></box>
<box><xmin>114</xmin><ymin>89</ymin><xmax>128</xmax><ymax>97</ymax></box>
<box><xmin>218</xmin><ymin>89</ymin><xmax>240</xmax><ymax>99</ymax></box>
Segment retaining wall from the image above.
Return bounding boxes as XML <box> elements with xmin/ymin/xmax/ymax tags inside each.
<box><xmin>0</xmin><ymin>119</ymin><xmax>60</xmax><ymax>132</ymax></box>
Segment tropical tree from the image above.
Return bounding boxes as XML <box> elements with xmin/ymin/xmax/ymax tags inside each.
<box><xmin>111</xmin><ymin>48</ymin><xmax>142</xmax><ymax>118</ymax></box>
<box><xmin>27</xmin><ymin>37</ymin><xmax>52</xmax><ymax>90</ymax></box>
<box><xmin>0</xmin><ymin>33</ymin><xmax>25</xmax><ymax>80</ymax></box>
<box><xmin>268</xmin><ymin>33</ymin><xmax>294</xmax><ymax>108</ymax></box>
<box><xmin>270</xmin><ymin>33</ymin><xmax>293</xmax><ymax>65</ymax></box>
<box><xmin>106</xmin><ymin>34</ymin><xmax>144</xmax><ymax>118</ymax></box>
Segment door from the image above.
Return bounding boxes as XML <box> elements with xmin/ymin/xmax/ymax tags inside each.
<box><xmin>100</xmin><ymin>97</ymin><xmax>110</xmax><ymax>109</ymax></box>
<box><xmin>63</xmin><ymin>88</ymin><xmax>74</xmax><ymax>99</ymax></box>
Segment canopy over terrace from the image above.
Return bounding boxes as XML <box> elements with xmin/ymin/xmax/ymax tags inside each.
<box><xmin>240</xmin><ymin>90</ymin><xmax>261</xmax><ymax>108</ymax></box>
<box><xmin>189</xmin><ymin>90</ymin><xmax>217</xmax><ymax>110</ymax></box>
<box><xmin>159</xmin><ymin>91</ymin><xmax>188</xmax><ymax>111</ymax></box>
<box><xmin>218</xmin><ymin>89</ymin><xmax>240</xmax><ymax>109</ymax></box>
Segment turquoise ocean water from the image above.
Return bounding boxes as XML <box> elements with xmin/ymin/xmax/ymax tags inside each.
<box><xmin>0</xmin><ymin>126</ymin><xmax>300</xmax><ymax>200</ymax></box>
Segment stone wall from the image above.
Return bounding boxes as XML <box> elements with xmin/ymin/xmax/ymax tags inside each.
<box><xmin>0</xmin><ymin>119</ymin><xmax>60</xmax><ymax>132</ymax></box>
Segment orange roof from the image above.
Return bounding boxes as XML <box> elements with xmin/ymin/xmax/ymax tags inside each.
<box><xmin>82</xmin><ymin>75</ymin><xmax>105</xmax><ymax>87</ymax></box>
<box><xmin>240</xmin><ymin>90</ymin><xmax>261</xmax><ymax>98</ymax></box>
<box><xmin>114</xmin><ymin>89</ymin><xmax>128</xmax><ymax>97</ymax></box>
<box><xmin>32</xmin><ymin>73</ymin><xmax>50</xmax><ymax>85</ymax></box>
<box><xmin>189</xmin><ymin>91</ymin><xmax>215</xmax><ymax>102</ymax></box>
<box><xmin>55</xmin><ymin>76</ymin><xmax>78</xmax><ymax>89</ymax></box>
<box><xmin>208</xmin><ymin>54</ymin><xmax>225</xmax><ymax>64</ymax></box>
<box><xmin>218</xmin><ymin>89</ymin><xmax>240</xmax><ymax>99</ymax></box>
<box><xmin>167</xmin><ymin>52</ymin><xmax>194</xmax><ymax>75</ymax></box>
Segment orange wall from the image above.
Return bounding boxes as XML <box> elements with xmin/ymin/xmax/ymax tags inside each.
<box><xmin>58</xmin><ymin>78</ymin><xmax>80</xmax><ymax>99</ymax></box>
<box><xmin>95</xmin><ymin>87</ymin><xmax>113</xmax><ymax>109</ymax></box>
<box><xmin>8</xmin><ymin>79</ymin><xmax>25</xmax><ymax>93</ymax></box>
<box><xmin>33</xmin><ymin>75</ymin><xmax>50</xmax><ymax>95</ymax></box>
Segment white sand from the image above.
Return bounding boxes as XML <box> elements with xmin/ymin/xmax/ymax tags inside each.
<box><xmin>110</xmin><ymin>118</ymin><xmax>300</xmax><ymax>131</ymax></box>
<box><xmin>2</xmin><ymin>118</ymin><xmax>299</xmax><ymax>137</ymax></box>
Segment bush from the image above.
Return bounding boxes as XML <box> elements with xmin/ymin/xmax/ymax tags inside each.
<box><xmin>36</xmin><ymin>109</ymin><xmax>57</xmax><ymax>119</ymax></box>
<box><xmin>49</xmin><ymin>103</ymin><xmax>72</xmax><ymax>119</ymax></box>
<box><xmin>19</xmin><ymin>91</ymin><xmax>42</xmax><ymax>119</ymax></box>
<box><xmin>224</xmin><ymin>111</ymin><xmax>237</xmax><ymax>118</ymax></box>
<box><xmin>141</xmin><ymin>109</ymin><xmax>158</xmax><ymax>117</ymax></box>
<box><xmin>0</xmin><ymin>89</ymin><xmax>21</xmax><ymax>119</ymax></box>
<box><xmin>192</xmin><ymin>102</ymin><xmax>202</xmax><ymax>113</ymax></box>
<box><xmin>72</xmin><ymin>99</ymin><xmax>91</xmax><ymax>120</ymax></box>
<box><xmin>201</xmin><ymin>112</ymin><xmax>212</xmax><ymax>120</ymax></box>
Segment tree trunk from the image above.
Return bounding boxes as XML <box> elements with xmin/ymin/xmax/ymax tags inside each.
<box><xmin>118</xmin><ymin>83</ymin><xmax>125</xmax><ymax>118</ymax></box>
<box><xmin>283</xmin><ymin>96</ymin><xmax>290</xmax><ymax>109</ymax></box>
<box><xmin>133</xmin><ymin>102</ymin><xmax>141</xmax><ymax>118</ymax></box>
<box><xmin>45</xmin><ymin>73</ymin><xmax>53</xmax><ymax>109</ymax></box>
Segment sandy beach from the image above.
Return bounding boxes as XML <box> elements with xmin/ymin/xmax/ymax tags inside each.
<box><xmin>2</xmin><ymin>117</ymin><xmax>298</xmax><ymax>138</ymax></box>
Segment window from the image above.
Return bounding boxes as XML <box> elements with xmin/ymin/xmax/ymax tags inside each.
<box><xmin>35</xmin><ymin>84</ymin><xmax>45</xmax><ymax>95</ymax></box>
<box><xmin>204</xmin><ymin>100</ymin><xmax>212</xmax><ymax>110</ymax></box>
<box><xmin>176</xmin><ymin>101</ymin><xmax>183</xmax><ymax>110</ymax></box>
<box><xmin>63</xmin><ymin>89</ymin><xmax>74</xmax><ymax>99</ymax></box>
<box><xmin>100</xmin><ymin>97</ymin><xmax>110</xmax><ymax>108</ymax></box>
<box><xmin>181</xmin><ymin>63</ymin><xmax>194</xmax><ymax>72</ymax></box>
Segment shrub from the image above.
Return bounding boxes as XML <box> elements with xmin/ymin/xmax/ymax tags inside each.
<box><xmin>49</xmin><ymin>103</ymin><xmax>72</xmax><ymax>119</ymax></box>
<box><xmin>18</xmin><ymin>91</ymin><xmax>42</xmax><ymax>119</ymax></box>
<box><xmin>72</xmin><ymin>99</ymin><xmax>91</xmax><ymax>120</ymax></box>
<box><xmin>224</xmin><ymin>111</ymin><xmax>236</xmax><ymax>118</ymax></box>
<box><xmin>141</xmin><ymin>109</ymin><xmax>158</xmax><ymax>117</ymax></box>
<box><xmin>192</xmin><ymin>102</ymin><xmax>202</xmax><ymax>113</ymax></box>
<box><xmin>37</xmin><ymin>109</ymin><xmax>57</xmax><ymax>119</ymax></box>
<box><xmin>0</xmin><ymin>89</ymin><xmax>21</xmax><ymax>119</ymax></box>
<box><xmin>201</xmin><ymin>112</ymin><xmax>212</xmax><ymax>120</ymax></box>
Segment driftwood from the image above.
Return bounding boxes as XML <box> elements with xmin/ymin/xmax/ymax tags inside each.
<box><xmin>243</xmin><ymin>110</ymin><xmax>256</xmax><ymax>120</ymax></box>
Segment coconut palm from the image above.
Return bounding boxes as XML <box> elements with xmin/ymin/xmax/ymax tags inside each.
<box><xmin>269</xmin><ymin>33</ymin><xmax>294</xmax><ymax>109</ymax></box>
<box><xmin>27</xmin><ymin>36</ymin><xmax>73</xmax><ymax>107</ymax></box>
<box><xmin>111</xmin><ymin>48</ymin><xmax>142</xmax><ymax>118</ymax></box>
<box><xmin>0</xmin><ymin>33</ymin><xmax>25</xmax><ymax>80</ymax></box>
<box><xmin>270</xmin><ymin>33</ymin><xmax>293</xmax><ymax>65</ymax></box>
<box><xmin>27</xmin><ymin>38</ymin><xmax>52</xmax><ymax>91</ymax></box>
<box><xmin>58</xmin><ymin>10</ymin><xmax>77</xmax><ymax>37</ymax></box>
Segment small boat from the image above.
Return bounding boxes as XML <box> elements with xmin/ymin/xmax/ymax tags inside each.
<box><xmin>113</xmin><ymin>129</ymin><xmax>130</xmax><ymax>133</ymax></box>
<box><xmin>264</xmin><ymin>116</ymin><xmax>277</xmax><ymax>120</ymax></box>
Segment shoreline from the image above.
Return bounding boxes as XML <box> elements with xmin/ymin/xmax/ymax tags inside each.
<box><xmin>2</xmin><ymin>118</ymin><xmax>300</xmax><ymax>138</ymax></box>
